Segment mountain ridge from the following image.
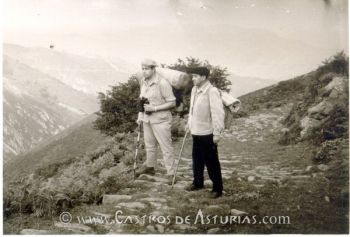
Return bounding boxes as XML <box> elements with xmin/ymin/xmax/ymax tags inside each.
<box><xmin>3</xmin><ymin>43</ymin><xmax>130</xmax><ymax>95</ymax></box>
<box><xmin>3</xmin><ymin>43</ymin><xmax>132</xmax><ymax>158</ymax></box>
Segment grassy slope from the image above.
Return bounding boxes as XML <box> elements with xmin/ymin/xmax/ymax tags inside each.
<box><xmin>237</xmin><ymin>72</ymin><xmax>311</xmax><ymax>114</ymax></box>
<box><xmin>4</xmin><ymin>114</ymin><xmax>112</xmax><ymax>183</ymax></box>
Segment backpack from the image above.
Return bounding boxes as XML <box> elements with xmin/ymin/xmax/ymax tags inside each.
<box><xmin>219</xmin><ymin>90</ymin><xmax>241</xmax><ymax>113</ymax></box>
<box><xmin>203</xmin><ymin>85</ymin><xmax>241</xmax><ymax>129</ymax></box>
<box><xmin>201</xmin><ymin>83</ymin><xmax>241</xmax><ymax>113</ymax></box>
<box><xmin>156</xmin><ymin>68</ymin><xmax>191</xmax><ymax>108</ymax></box>
<box><xmin>134</xmin><ymin>68</ymin><xmax>191</xmax><ymax>113</ymax></box>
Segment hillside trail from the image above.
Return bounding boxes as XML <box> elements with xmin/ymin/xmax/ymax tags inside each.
<box><xmin>54</xmin><ymin>105</ymin><xmax>315</xmax><ymax>234</ymax></box>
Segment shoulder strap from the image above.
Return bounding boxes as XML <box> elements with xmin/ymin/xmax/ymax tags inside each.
<box><xmin>189</xmin><ymin>87</ymin><xmax>197</xmax><ymax>115</ymax></box>
<box><xmin>202</xmin><ymin>83</ymin><xmax>213</xmax><ymax>95</ymax></box>
<box><xmin>157</xmin><ymin>73</ymin><xmax>169</xmax><ymax>100</ymax></box>
<box><xmin>206</xmin><ymin>85</ymin><xmax>218</xmax><ymax>121</ymax></box>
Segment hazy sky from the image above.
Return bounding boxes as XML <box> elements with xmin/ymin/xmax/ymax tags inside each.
<box><xmin>3</xmin><ymin>0</ymin><xmax>348</xmax><ymax>80</ymax></box>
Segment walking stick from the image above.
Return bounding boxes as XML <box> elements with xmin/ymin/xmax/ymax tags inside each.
<box><xmin>171</xmin><ymin>129</ymin><xmax>189</xmax><ymax>188</ymax></box>
<box><xmin>133</xmin><ymin>123</ymin><xmax>141</xmax><ymax>180</ymax></box>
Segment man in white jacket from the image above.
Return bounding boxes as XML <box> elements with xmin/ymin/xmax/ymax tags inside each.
<box><xmin>186</xmin><ymin>67</ymin><xmax>225</xmax><ymax>198</ymax></box>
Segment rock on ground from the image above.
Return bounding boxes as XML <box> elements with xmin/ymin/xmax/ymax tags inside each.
<box><xmin>102</xmin><ymin>194</ymin><xmax>132</xmax><ymax>204</ymax></box>
<box><xmin>54</xmin><ymin>222</ymin><xmax>93</xmax><ymax>234</ymax></box>
<box><xmin>20</xmin><ymin>229</ymin><xmax>57</xmax><ymax>235</ymax></box>
<box><xmin>230</xmin><ymin>209</ymin><xmax>248</xmax><ymax>216</ymax></box>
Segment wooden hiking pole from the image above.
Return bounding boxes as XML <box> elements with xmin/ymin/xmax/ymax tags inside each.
<box><xmin>133</xmin><ymin>123</ymin><xmax>141</xmax><ymax>180</ymax></box>
<box><xmin>171</xmin><ymin>129</ymin><xmax>189</xmax><ymax>189</ymax></box>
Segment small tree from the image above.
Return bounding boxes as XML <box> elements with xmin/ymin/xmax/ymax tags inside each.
<box><xmin>167</xmin><ymin>57</ymin><xmax>231</xmax><ymax>91</ymax></box>
<box><xmin>167</xmin><ymin>57</ymin><xmax>231</xmax><ymax>114</ymax></box>
<box><xmin>317</xmin><ymin>51</ymin><xmax>349</xmax><ymax>78</ymax></box>
<box><xmin>94</xmin><ymin>76</ymin><xmax>140</xmax><ymax>135</ymax></box>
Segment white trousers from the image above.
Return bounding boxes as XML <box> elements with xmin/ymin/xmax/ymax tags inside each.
<box><xmin>143</xmin><ymin>120</ymin><xmax>174</xmax><ymax>175</ymax></box>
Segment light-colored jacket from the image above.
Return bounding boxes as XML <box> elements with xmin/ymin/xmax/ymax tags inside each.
<box><xmin>188</xmin><ymin>81</ymin><xmax>225</xmax><ymax>136</ymax></box>
<box><xmin>139</xmin><ymin>72</ymin><xmax>176</xmax><ymax>124</ymax></box>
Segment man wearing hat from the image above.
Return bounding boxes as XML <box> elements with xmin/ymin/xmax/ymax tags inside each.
<box><xmin>135</xmin><ymin>59</ymin><xmax>176</xmax><ymax>181</ymax></box>
<box><xmin>185</xmin><ymin>67</ymin><xmax>225</xmax><ymax>198</ymax></box>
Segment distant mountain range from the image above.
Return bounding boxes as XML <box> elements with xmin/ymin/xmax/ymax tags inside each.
<box><xmin>228</xmin><ymin>73</ymin><xmax>276</xmax><ymax>97</ymax></box>
<box><xmin>3</xmin><ymin>43</ymin><xmax>130</xmax><ymax>159</ymax></box>
<box><xmin>4</xmin><ymin>43</ymin><xmax>131</xmax><ymax>95</ymax></box>
<box><xmin>4</xmin><ymin>114</ymin><xmax>112</xmax><ymax>182</ymax></box>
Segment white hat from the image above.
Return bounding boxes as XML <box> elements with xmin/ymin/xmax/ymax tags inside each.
<box><xmin>141</xmin><ymin>58</ymin><xmax>157</xmax><ymax>67</ymax></box>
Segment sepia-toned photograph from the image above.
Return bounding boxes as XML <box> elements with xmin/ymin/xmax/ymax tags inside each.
<box><xmin>2</xmin><ymin>0</ymin><xmax>349</xmax><ymax>234</ymax></box>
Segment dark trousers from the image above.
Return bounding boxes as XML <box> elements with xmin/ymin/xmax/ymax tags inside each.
<box><xmin>192</xmin><ymin>134</ymin><xmax>223</xmax><ymax>194</ymax></box>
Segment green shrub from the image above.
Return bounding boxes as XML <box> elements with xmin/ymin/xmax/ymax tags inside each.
<box><xmin>316</xmin><ymin>51</ymin><xmax>349</xmax><ymax>78</ymax></box>
<box><xmin>94</xmin><ymin>77</ymin><xmax>140</xmax><ymax>136</ymax></box>
<box><xmin>312</xmin><ymin>139</ymin><xmax>342</xmax><ymax>164</ymax></box>
<box><xmin>4</xmin><ymin>133</ymin><xmax>138</xmax><ymax>218</ymax></box>
<box><xmin>34</xmin><ymin>159</ymin><xmax>73</xmax><ymax>179</ymax></box>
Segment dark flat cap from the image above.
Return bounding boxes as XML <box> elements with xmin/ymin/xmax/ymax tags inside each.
<box><xmin>186</xmin><ymin>67</ymin><xmax>210</xmax><ymax>77</ymax></box>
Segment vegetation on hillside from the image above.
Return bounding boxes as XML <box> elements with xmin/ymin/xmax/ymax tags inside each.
<box><xmin>4</xmin><ymin>115</ymin><xmax>110</xmax><ymax>182</ymax></box>
<box><xmin>4</xmin><ymin>133</ymin><xmax>146</xmax><ymax>219</ymax></box>
<box><xmin>237</xmin><ymin>76</ymin><xmax>305</xmax><ymax>115</ymax></box>
<box><xmin>279</xmin><ymin>52</ymin><xmax>348</xmax><ymax>145</ymax></box>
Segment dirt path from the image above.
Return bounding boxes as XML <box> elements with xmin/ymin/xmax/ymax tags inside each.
<box><xmin>20</xmin><ymin>105</ymin><xmax>347</xmax><ymax>234</ymax></box>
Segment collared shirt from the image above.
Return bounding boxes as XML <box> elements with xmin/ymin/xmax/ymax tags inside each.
<box><xmin>188</xmin><ymin>81</ymin><xmax>225</xmax><ymax>136</ymax></box>
<box><xmin>140</xmin><ymin>71</ymin><xmax>176</xmax><ymax>124</ymax></box>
